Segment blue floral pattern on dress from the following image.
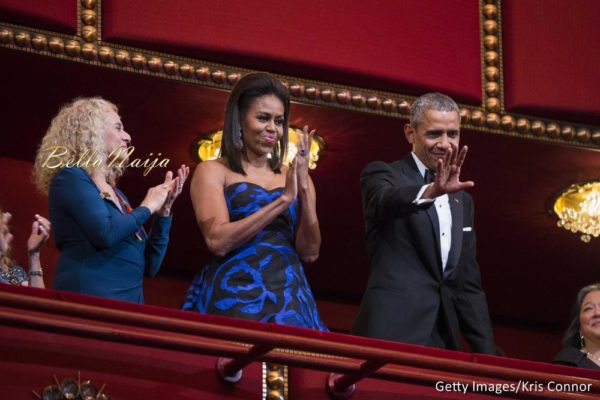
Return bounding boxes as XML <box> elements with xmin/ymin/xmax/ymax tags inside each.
<box><xmin>182</xmin><ymin>182</ymin><xmax>327</xmax><ymax>331</ymax></box>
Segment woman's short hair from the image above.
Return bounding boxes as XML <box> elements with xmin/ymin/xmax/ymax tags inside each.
<box><xmin>33</xmin><ymin>97</ymin><xmax>122</xmax><ymax>194</ymax></box>
<box><xmin>220</xmin><ymin>72</ymin><xmax>290</xmax><ymax>175</ymax></box>
<box><xmin>562</xmin><ymin>283</ymin><xmax>600</xmax><ymax>347</ymax></box>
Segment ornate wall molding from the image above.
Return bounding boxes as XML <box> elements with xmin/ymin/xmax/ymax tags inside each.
<box><xmin>475</xmin><ymin>0</ymin><xmax>600</xmax><ymax>148</ymax></box>
<box><xmin>481</xmin><ymin>0</ymin><xmax>504</xmax><ymax>115</ymax></box>
<box><xmin>78</xmin><ymin>0</ymin><xmax>100</xmax><ymax>42</ymax></box>
<box><xmin>263</xmin><ymin>363</ymin><xmax>288</xmax><ymax>400</ymax></box>
<box><xmin>0</xmin><ymin>0</ymin><xmax>598</xmax><ymax>149</ymax></box>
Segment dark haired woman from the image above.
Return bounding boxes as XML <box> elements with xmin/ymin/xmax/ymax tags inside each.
<box><xmin>554</xmin><ymin>283</ymin><xmax>600</xmax><ymax>370</ymax></box>
<box><xmin>182</xmin><ymin>72</ymin><xmax>326</xmax><ymax>330</ymax></box>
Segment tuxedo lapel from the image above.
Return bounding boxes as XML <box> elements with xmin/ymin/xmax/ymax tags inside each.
<box><xmin>444</xmin><ymin>192</ymin><xmax>463</xmax><ymax>278</ymax></box>
<box><xmin>400</xmin><ymin>155</ymin><xmax>443</xmax><ymax>277</ymax></box>
<box><xmin>425</xmin><ymin>201</ymin><xmax>441</xmax><ymax>264</ymax></box>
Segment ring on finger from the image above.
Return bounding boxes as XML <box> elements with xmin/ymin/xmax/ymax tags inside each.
<box><xmin>299</xmin><ymin>149</ymin><xmax>307</xmax><ymax>157</ymax></box>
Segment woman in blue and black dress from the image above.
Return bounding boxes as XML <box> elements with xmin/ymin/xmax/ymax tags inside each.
<box><xmin>182</xmin><ymin>72</ymin><xmax>327</xmax><ymax>331</ymax></box>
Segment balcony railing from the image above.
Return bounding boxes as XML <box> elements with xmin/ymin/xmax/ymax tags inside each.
<box><xmin>1</xmin><ymin>284</ymin><xmax>598</xmax><ymax>400</ymax></box>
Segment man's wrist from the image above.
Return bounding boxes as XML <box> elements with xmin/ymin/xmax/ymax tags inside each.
<box><xmin>422</xmin><ymin>184</ymin><xmax>440</xmax><ymax>200</ymax></box>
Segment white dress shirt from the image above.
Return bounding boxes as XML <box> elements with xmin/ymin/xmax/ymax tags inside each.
<box><xmin>410</xmin><ymin>153</ymin><xmax>452</xmax><ymax>270</ymax></box>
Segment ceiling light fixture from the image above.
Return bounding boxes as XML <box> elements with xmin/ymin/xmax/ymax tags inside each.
<box><xmin>553</xmin><ymin>181</ymin><xmax>600</xmax><ymax>242</ymax></box>
<box><xmin>193</xmin><ymin>127</ymin><xmax>325</xmax><ymax>169</ymax></box>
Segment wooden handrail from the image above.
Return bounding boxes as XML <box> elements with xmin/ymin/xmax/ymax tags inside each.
<box><xmin>1</xmin><ymin>309</ymin><xmax>596</xmax><ymax>400</ymax></box>
<box><xmin>327</xmin><ymin>361</ymin><xmax>386</xmax><ymax>399</ymax></box>
<box><xmin>217</xmin><ymin>344</ymin><xmax>274</xmax><ymax>382</ymax></box>
<box><xmin>1</xmin><ymin>290</ymin><xmax>598</xmax><ymax>399</ymax></box>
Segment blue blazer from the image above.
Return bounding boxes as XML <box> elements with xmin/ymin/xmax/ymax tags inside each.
<box><xmin>49</xmin><ymin>167</ymin><xmax>171</xmax><ymax>303</ymax></box>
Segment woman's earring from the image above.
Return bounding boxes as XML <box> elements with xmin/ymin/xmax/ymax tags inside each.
<box><xmin>271</xmin><ymin>142</ymin><xmax>280</xmax><ymax>162</ymax></box>
<box><xmin>581</xmin><ymin>333</ymin><xmax>586</xmax><ymax>349</ymax></box>
<box><xmin>235</xmin><ymin>128</ymin><xmax>244</xmax><ymax>150</ymax></box>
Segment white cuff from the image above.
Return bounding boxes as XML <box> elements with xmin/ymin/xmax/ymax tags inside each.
<box><xmin>413</xmin><ymin>184</ymin><xmax>435</xmax><ymax>205</ymax></box>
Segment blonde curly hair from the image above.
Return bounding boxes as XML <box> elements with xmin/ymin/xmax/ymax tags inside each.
<box><xmin>0</xmin><ymin>205</ymin><xmax>13</xmax><ymax>273</ymax></box>
<box><xmin>33</xmin><ymin>97</ymin><xmax>125</xmax><ymax>194</ymax></box>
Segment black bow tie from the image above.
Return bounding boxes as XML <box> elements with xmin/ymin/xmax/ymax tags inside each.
<box><xmin>424</xmin><ymin>169</ymin><xmax>435</xmax><ymax>184</ymax></box>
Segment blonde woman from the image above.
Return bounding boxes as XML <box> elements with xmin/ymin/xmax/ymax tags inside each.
<box><xmin>34</xmin><ymin>97</ymin><xmax>188</xmax><ymax>303</ymax></box>
<box><xmin>0</xmin><ymin>205</ymin><xmax>50</xmax><ymax>288</ymax></box>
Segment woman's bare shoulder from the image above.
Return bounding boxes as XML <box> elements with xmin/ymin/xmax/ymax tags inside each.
<box><xmin>196</xmin><ymin>159</ymin><xmax>229</xmax><ymax>173</ymax></box>
<box><xmin>192</xmin><ymin>159</ymin><xmax>230</xmax><ymax>185</ymax></box>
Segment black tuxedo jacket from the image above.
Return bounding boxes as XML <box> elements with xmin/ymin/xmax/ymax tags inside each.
<box><xmin>352</xmin><ymin>154</ymin><xmax>495</xmax><ymax>354</ymax></box>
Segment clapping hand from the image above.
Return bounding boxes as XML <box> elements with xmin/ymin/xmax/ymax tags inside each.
<box><xmin>27</xmin><ymin>215</ymin><xmax>51</xmax><ymax>255</ymax></box>
<box><xmin>158</xmin><ymin>164</ymin><xmax>190</xmax><ymax>217</ymax></box>
<box><xmin>296</xmin><ymin>125</ymin><xmax>315</xmax><ymax>193</ymax></box>
<box><xmin>282</xmin><ymin>156</ymin><xmax>298</xmax><ymax>204</ymax></box>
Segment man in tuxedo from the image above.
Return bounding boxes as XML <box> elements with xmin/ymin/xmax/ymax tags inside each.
<box><xmin>352</xmin><ymin>93</ymin><xmax>495</xmax><ymax>354</ymax></box>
